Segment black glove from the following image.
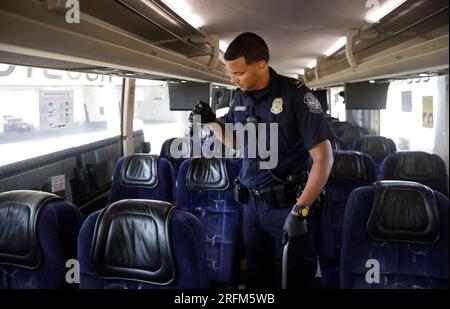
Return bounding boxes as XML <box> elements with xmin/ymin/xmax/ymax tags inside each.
<box><xmin>193</xmin><ymin>100</ymin><xmax>216</xmax><ymax>124</ymax></box>
<box><xmin>283</xmin><ymin>213</ymin><xmax>308</xmax><ymax>241</ymax></box>
<box><xmin>188</xmin><ymin>111</ymin><xmax>194</xmax><ymax>136</ymax></box>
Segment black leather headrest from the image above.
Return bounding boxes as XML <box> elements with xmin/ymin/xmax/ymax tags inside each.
<box><xmin>186</xmin><ymin>158</ymin><xmax>230</xmax><ymax>190</ymax></box>
<box><xmin>361</xmin><ymin>136</ymin><xmax>391</xmax><ymax>158</ymax></box>
<box><xmin>367</xmin><ymin>181</ymin><xmax>440</xmax><ymax>244</ymax></box>
<box><xmin>0</xmin><ymin>190</ymin><xmax>62</xmax><ymax>269</ymax></box>
<box><xmin>343</xmin><ymin>127</ymin><xmax>364</xmax><ymax>145</ymax></box>
<box><xmin>202</xmin><ymin>135</ymin><xmax>241</xmax><ymax>159</ymax></box>
<box><xmin>160</xmin><ymin>138</ymin><xmax>175</xmax><ymax>158</ymax></box>
<box><xmin>328</xmin><ymin>135</ymin><xmax>341</xmax><ymax>150</ymax></box>
<box><xmin>330</xmin><ymin>121</ymin><xmax>351</xmax><ymax>134</ymax></box>
<box><xmin>161</xmin><ymin>138</ymin><xmax>192</xmax><ymax>159</ymax></box>
<box><xmin>330</xmin><ymin>151</ymin><xmax>367</xmax><ymax>181</ymax></box>
<box><xmin>91</xmin><ymin>199</ymin><xmax>176</xmax><ymax>285</ymax></box>
<box><xmin>394</xmin><ymin>152</ymin><xmax>438</xmax><ymax>182</ymax></box>
<box><xmin>120</xmin><ymin>154</ymin><xmax>159</xmax><ymax>188</ymax></box>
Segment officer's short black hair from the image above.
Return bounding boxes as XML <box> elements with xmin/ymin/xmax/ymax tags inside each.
<box><xmin>224</xmin><ymin>32</ymin><xmax>269</xmax><ymax>64</ymax></box>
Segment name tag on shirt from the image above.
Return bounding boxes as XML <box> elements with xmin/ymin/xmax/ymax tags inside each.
<box><xmin>235</xmin><ymin>106</ymin><xmax>248</xmax><ymax>112</ymax></box>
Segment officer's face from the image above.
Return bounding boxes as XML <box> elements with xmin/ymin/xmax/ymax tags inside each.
<box><xmin>225</xmin><ymin>57</ymin><xmax>267</xmax><ymax>91</ymax></box>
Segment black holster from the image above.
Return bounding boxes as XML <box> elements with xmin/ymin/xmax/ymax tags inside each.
<box><xmin>259</xmin><ymin>172</ymin><xmax>308</xmax><ymax>209</ymax></box>
<box><xmin>234</xmin><ymin>178</ymin><xmax>249</xmax><ymax>204</ymax></box>
<box><xmin>259</xmin><ymin>182</ymin><xmax>298</xmax><ymax>209</ymax></box>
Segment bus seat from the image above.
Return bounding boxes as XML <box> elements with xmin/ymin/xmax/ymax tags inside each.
<box><xmin>324</xmin><ymin>115</ymin><xmax>339</xmax><ymax>122</ymax></box>
<box><xmin>0</xmin><ymin>190</ymin><xmax>82</xmax><ymax>289</ymax></box>
<box><xmin>318</xmin><ymin>151</ymin><xmax>377</xmax><ymax>289</ymax></box>
<box><xmin>340</xmin><ymin>181</ymin><xmax>449</xmax><ymax>289</ymax></box>
<box><xmin>380</xmin><ymin>151</ymin><xmax>449</xmax><ymax>197</ymax></box>
<box><xmin>352</xmin><ymin>136</ymin><xmax>396</xmax><ymax>169</ymax></box>
<box><xmin>329</xmin><ymin>120</ymin><xmax>353</xmax><ymax>137</ymax></box>
<box><xmin>323</xmin><ymin>120</ymin><xmax>344</xmax><ymax>151</ymax></box>
<box><xmin>329</xmin><ymin>135</ymin><xmax>343</xmax><ymax>150</ymax></box>
<box><xmin>342</xmin><ymin>126</ymin><xmax>370</xmax><ymax>149</ymax></box>
<box><xmin>107</xmin><ymin>154</ymin><xmax>175</xmax><ymax>204</ymax></box>
<box><xmin>176</xmin><ymin>158</ymin><xmax>242</xmax><ymax>288</ymax></box>
<box><xmin>160</xmin><ymin>137</ymin><xmax>192</xmax><ymax>180</ymax></box>
<box><xmin>201</xmin><ymin>134</ymin><xmax>242</xmax><ymax>160</ymax></box>
<box><xmin>78</xmin><ymin>199</ymin><xmax>208</xmax><ymax>288</ymax></box>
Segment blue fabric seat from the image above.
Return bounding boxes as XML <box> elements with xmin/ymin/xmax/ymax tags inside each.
<box><xmin>352</xmin><ymin>136</ymin><xmax>397</xmax><ymax>173</ymax></box>
<box><xmin>318</xmin><ymin>151</ymin><xmax>377</xmax><ymax>288</ymax></box>
<box><xmin>340</xmin><ymin>181</ymin><xmax>449</xmax><ymax>289</ymax></box>
<box><xmin>341</xmin><ymin>126</ymin><xmax>370</xmax><ymax>150</ymax></box>
<box><xmin>107</xmin><ymin>154</ymin><xmax>175</xmax><ymax>204</ymax></box>
<box><xmin>328</xmin><ymin>135</ymin><xmax>344</xmax><ymax>151</ymax></box>
<box><xmin>325</xmin><ymin>115</ymin><xmax>339</xmax><ymax>122</ymax></box>
<box><xmin>329</xmin><ymin>120</ymin><xmax>353</xmax><ymax>137</ymax></box>
<box><xmin>327</xmin><ymin>121</ymin><xmax>351</xmax><ymax>150</ymax></box>
<box><xmin>0</xmin><ymin>190</ymin><xmax>82</xmax><ymax>289</ymax></box>
<box><xmin>380</xmin><ymin>151</ymin><xmax>449</xmax><ymax>197</ymax></box>
<box><xmin>176</xmin><ymin>158</ymin><xmax>242</xmax><ymax>287</ymax></box>
<box><xmin>160</xmin><ymin>137</ymin><xmax>192</xmax><ymax>180</ymax></box>
<box><xmin>78</xmin><ymin>199</ymin><xmax>208</xmax><ymax>288</ymax></box>
<box><xmin>200</xmin><ymin>131</ymin><xmax>242</xmax><ymax>160</ymax></box>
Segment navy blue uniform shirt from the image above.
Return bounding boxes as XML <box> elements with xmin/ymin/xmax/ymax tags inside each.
<box><xmin>218</xmin><ymin>68</ymin><xmax>333</xmax><ymax>189</ymax></box>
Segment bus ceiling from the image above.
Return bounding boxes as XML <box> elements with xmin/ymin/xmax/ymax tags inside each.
<box><xmin>0</xmin><ymin>0</ymin><xmax>448</xmax><ymax>86</ymax></box>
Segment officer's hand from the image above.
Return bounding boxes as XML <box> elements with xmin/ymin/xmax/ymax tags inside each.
<box><xmin>283</xmin><ymin>213</ymin><xmax>307</xmax><ymax>239</ymax></box>
<box><xmin>192</xmin><ymin>100</ymin><xmax>216</xmax><ymax>123</ymax></box>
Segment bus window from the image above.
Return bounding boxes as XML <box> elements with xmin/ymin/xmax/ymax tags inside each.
<box><xmin>328</xmin><ymin>86</ymin><xmax>345</xmax><ymax>120</ymax></box>
<box><xmin>0</xmin><ymin>63</ymin><xmax>123</xmax><ymax>167</ymax></box>
<box><xmin>134</xmin><ymin>79</ymin><xmax>190</xmax><ymax>154</ymax></box>
<box><xmin>0</xmin><ymin>63</ymin><xmax>128</xmax><ymax>205</ymax></box>
<box><xmin>380</xmin><ymin>75</ymin><xmax>449</xmax><ymax>171</ymax></box>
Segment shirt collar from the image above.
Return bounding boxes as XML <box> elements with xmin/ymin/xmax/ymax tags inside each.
<box><xmin>265</xmin><ymin>67</ymin><xmax>281</xmax><ymax>96</ymax></box>
<box><xmin>243</xmin><ymin>67</ymin><xmax>280</xmax><ymax>99</ymax></box>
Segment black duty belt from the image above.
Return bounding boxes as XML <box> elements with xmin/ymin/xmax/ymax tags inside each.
<box><xmin>234</xmin><ymin>171</ymin><xmax>308</xmax><ymax>207</ymax></box>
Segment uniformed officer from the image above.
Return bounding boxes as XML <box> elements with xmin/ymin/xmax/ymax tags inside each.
<box><xmin>191</xmin><ymin>32</ymin><xmax>334</xmax><ymax>288</ymax></box>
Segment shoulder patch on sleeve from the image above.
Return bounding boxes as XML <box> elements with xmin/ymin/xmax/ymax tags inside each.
<box><xmin>304</xmin><ymin>92</ymin><xmax>323</xmax><ymax>113</ymax></box>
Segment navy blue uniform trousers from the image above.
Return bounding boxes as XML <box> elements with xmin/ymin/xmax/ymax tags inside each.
<box><xmin>242</xmin><ymin>194</ymin><xmax>317</xmax><ymax>288</ymax></box>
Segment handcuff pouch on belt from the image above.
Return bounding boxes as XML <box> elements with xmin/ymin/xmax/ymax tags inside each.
<box><xmin>261</xmin><ymin>171</ymin><xmax>308</xmax><ymax>209</ymax></box>
<box><xmin>259</xmin><ymin>182</ymin><xmax>298</xmax><ymax>209</ymax></box>
<box><xmin>233</xmin><ymin>171</ymin><xmax>308</xmax><ymax>208</ymax></box>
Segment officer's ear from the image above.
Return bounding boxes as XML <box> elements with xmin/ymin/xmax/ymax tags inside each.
<box><xmin>256</xmin><ymin>60</ymin><xmax>268</xmax><ymax>72</ymax></box>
